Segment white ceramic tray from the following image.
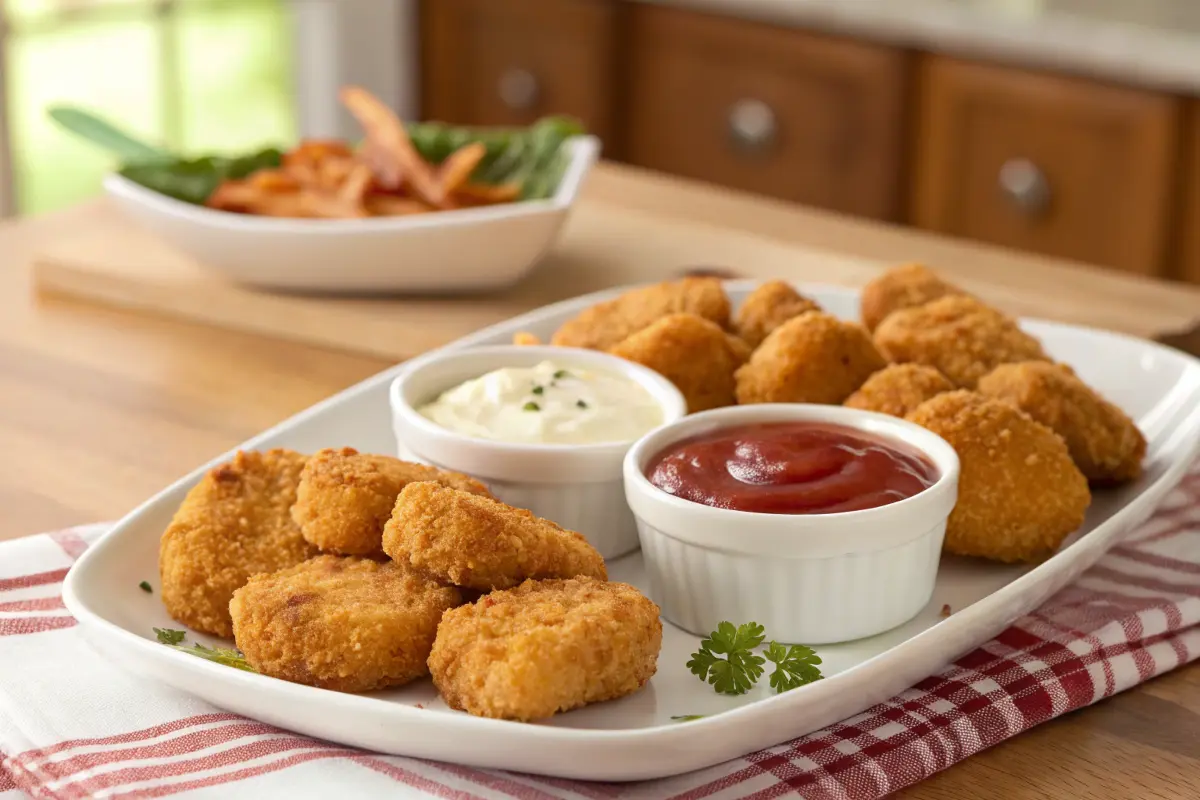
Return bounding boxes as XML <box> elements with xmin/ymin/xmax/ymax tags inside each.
<box><xmin>62</xmin><ymin>283</ymin><xmax>1200</xmax><ymax>781</ymax></box>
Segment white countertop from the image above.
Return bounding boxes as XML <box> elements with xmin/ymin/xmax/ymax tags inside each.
<box><xmin>641</xmin><ymin>0</ymin><xmax>1200</xmax><ymax>96</ymax></box>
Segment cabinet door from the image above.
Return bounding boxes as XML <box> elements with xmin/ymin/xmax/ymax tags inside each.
<box><xmin>625</xmin><ymin>5</ymin><xmax>908</xmax><ymax>221</ymax></box>
<box><xmin>1180</xmin><ymin>104</ymin><xmax>1200</xmax><ymax>285</ymax></box>
<box><xmin>420</xmin><ymin>0</ymin><xmax>618</xmax><ymax>146</ymax></box>
<box><xmin>912</xmin><ymin>55</ymin><xmax>1180</xmax><ymax>276</ymax></box>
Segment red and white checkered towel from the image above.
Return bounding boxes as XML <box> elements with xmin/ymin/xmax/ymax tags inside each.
<box><xmin>3</xmin><ymin>467</ymin><xmax>1200</xmax><ymax>799</ymax></box>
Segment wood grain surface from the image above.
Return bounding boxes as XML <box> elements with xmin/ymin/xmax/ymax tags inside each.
<box><xmin>4</xmin><ymin>162</ymin><xmax>1200</xmax><ymax>798</ymax></box>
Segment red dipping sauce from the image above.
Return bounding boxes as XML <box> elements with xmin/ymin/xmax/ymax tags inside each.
<box><xmin>645</xmin><ymin>422</ymin><xmax>938</xmax><ymax>514</ymax></box>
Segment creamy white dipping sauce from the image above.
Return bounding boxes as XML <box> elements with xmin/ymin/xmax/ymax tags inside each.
<box><xmin>418</xmin><ymin>360</ymin><xmax>665</xmax><ymax>444</ymax></box>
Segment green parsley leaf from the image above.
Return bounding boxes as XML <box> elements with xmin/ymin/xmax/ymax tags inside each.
<box><xmin>670</xmin><ymin>715</ymin><xmax>706</xmax><ymax>722</ymax></box>
<box><xmin>523</xmin><ymin>401</ymin><xmax>540</xmax><ymax>412</ymax></box>
<box><xmin>687</xmin><ymin>621</ymin><xmax>767</xmax><ymax>695</ymax></box>
<box><xmin>154</xmin><ymin>627</ymin><xmax>186</xmax><ymax>645</ymax></box>
<box><xmin>553</xmin><ymin>369</ymin><xmax>570</xmax><ymax>379</ymax></box>
<box><xmin>764</xmin><ymin>641</ymin><xmax>823</xmax><ymax>693</ymax></box>
<box><xmin>139</xmin><ymin>580</ymin><xmax>152</xmax><ymax>593</ymax></box>
<box><xmin>532</xmin><ymin>385</ymin><xmax>545</xmax><ymax>395</ymax></box>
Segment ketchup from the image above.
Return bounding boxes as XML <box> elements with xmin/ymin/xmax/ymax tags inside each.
<box><xmin>646</xmin><ymin>422</ymin><xmax>937</xmax><ymax>514</ymax></box>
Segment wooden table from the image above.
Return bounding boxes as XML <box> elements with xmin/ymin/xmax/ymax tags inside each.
<box><xmin>2</xmin><ymin>164</ymin><xmax>1198</xmax><ymax>798</ymax></box>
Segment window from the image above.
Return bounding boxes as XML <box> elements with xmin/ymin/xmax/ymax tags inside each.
<box><xmin>0</xmin><ymin>0</ymin><xmax>297</xmax><ymax>216</ymax></box>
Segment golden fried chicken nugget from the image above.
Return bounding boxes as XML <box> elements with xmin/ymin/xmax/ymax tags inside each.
<box><xmin>159</xmin><ymin>449</ymin><xmax>317</xmax><ymax>637</ymax></box>
<box><xmin>429</xmin><ymin>577</ymin><xmax>661</xmax><ymax>721</ymax></box>
<box><xmin>383</xmin><ymin>482</ymin><xmax>607</xmax><ymax>590</ymax></box>
<box><xmin>230</xmin><ymin>555</ymin><xmax>461</xmax><ymax>692</ymax></box>
<box><xmin>735</xmin><ymin>312</ymin><xmax>886</xmax><ymax>405</ymax></box>
<box><xmin>874</xmin><ymin>296</ymin><xmax>1049</xmax><ymax>388</ymax></box>
<box><xmin>550</xmin><ymin>277</ymin><xmax>731</xmax><ymax>351</ymax></box>
<box><xmin>609</xmin><ymin>313</ymin><xmax>749</xmax><ymax>412</ymax></box>
<box><xmin>907</xmin><ymin>391</ymin><xmax>1090</xmax><ymax>563</ymax></box>
<box><xmin>844</xmin><ymin>364</ymin><xmax>955</xmax><ymax>418</ymax></box>
<box><xmin>292</xmin><ymin>447</ymin><xmax>491</xmax><ymax>556</ymax></box>
<box><xmin>860</xmin><ymin>263</ymin><xmax>967</xmax><ymax>332</ymax></box>
<box><xmin>733</xmin><ymin>281</ymin><xmax>822</xmax><ymax>348</ymax></box>
<box><xmin>977</xmin><ymin>362</ymin><xmax>1145</xmax><ymax>484</ymax></box>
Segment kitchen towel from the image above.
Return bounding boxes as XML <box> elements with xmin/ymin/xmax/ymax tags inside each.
<box><xmin>1</xmin><ymin>466</ymin><xmax>1198</xmax><ymax>799</ymax></box>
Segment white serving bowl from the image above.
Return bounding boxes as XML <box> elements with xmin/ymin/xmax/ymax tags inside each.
<box><xmin>390</xmin><ymin>345</ymin><xmax>686</xmax><ymax>560</ymax></box>
<box><xmin>103</xmin><ymin>136</ymin><xmax>600</xmax><ymax>294</ymax></box>
<box><xmin>624</xmin><ymin>404</ymin><xmax>961</xmax><ymax>644</ymax></box>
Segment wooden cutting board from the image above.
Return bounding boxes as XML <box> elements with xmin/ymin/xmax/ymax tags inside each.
<box><xmin>30</xmin><ymin>165</ymin><xmax>1200</xmax><ymax>360</ymax></box>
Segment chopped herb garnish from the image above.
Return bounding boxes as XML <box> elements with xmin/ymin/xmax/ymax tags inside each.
<box><xmin>553</xmin><ymin>369</ymin><xmax>570</xmax><ymax>379</ymax></box>
<box><xmin>576</xmin><ymin>399</ymin><xmax>588</xmax><ymax>409</ymax></box>
<box><xmin>523</xmin><ymin>401</ymin><xmax>540</xmax><ymax>412</ymax></box>
<box><xmin>139</xmin><ymin>580</ymin><xmax>152</xmax><ymax>593</ymax></box>
<box><xmin>688</xmin><ymin>622</ymin><xmax>823</xmax><ymax>695</ymax></box>
<box><xmin>531</xmin><ymin>385</ymin><xmax>545</xmax><ymax>395</ymax></box>
<box><xmin>154</xmin><ymin>627</ymin><xmax>186</xmax><ymax>645</ymax></box>
<box><xmin>670</xmin><ymin>715</ymin><xmax>706</xmax><ymax>722</ymax></box>
<box><xmin>153</xmin><ymin>627</ymin><xmax>256</xmax><ymax>672</ymax></box>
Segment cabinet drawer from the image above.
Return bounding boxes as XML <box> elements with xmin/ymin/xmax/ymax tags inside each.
<box><xmin>625</xmin><ymin>6</ymin><xmax>908</xmax><ymax>220</ymax></box>
<box><xmin>1181</xmin><ymin>104</ymin><xmax>1200</xmax><ymax>285</ymax></box>
<box><xmin>419</xmin><ymin>0</ymin><xmax>618</xmax><ymax>145</ymax></box>
<box><xmin>912</xmin><ymin>55</ymin><xmax>1180</xmax><ymax>276</ymax></box>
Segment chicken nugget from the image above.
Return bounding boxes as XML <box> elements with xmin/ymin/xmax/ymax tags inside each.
<box><xmin>907</xmin><ymin>391</ymin><xmax>1090</xmax><ymax>563</ymax></box>
<box><xmin>383</xmin><ymin>482</ymin><xmax>607</xmax><ymax>590</ymax></box>
<box><xmin>609</xmin><ymin>313</ymin><xmax>749</xmax><ymax>412</ymax></box>
<box><xmin>550</xmin><ymin>278</ymin><xmax>731</xmax><ymax>350</ymax></box>
<box><xmin>860</xmin><ymin>263</ymin><xmax>967</xmax><ymax>331</ymax></box>
<box><xmin>429</xmin><ymin>577</ymin><xmax>661</xmax><ymax>721</ymax></box>
<box><xmin>844</xmin><ymin>364</ymin><xmax>955</xmax><ymax>418</ymax></box>
<box><xmin>733</xmin><ymin>281</ymin><xmax>822</xmax><ymax>348</ymax></box>
<box><xmin>735</xmin><ymin>312</ymin><xmax>886</xmax><ymax>405</ymax></box>
<box><xmin>977</xmin><ymin>362</ymin><xmax>1145</xmax><ymax>483</ymax></box>
<box><xmin>874</xmin><ymin>295</ymin><xmax>1048</xmax><ymax>388</ymax></box>
<box><xmin>159</xmin><ymin>449</ymin><xmax>317</xmax><ymax>637</ymax></box>
<box><xmin>230</xmin><ymin>555</ymin><xmax>461</xmax><ymax>692</ymax></box>
<box><xmin>292</xmin><ymin>447</ymin><xmax>491</xmax><ymax>556</ymax></box>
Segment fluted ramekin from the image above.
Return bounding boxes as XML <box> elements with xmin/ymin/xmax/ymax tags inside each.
<box><xmin>623</xmin><ymin>404</ymin><xmax>960</xmax><ymax>644</ymax></box>
<box><xmin>391</xmin><ymin>345</ymin><xmax>687</xmax><ymax>560</ymax></box>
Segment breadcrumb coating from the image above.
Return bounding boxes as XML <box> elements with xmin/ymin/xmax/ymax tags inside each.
<box><xmin>550</xmin><ymin>278</ymin><xmax>731</xmax><ymax>350</ymax></box>
<box><xmin>977</xmin><ymin>362</ymin><xmax>1145</xmax><ymax>483</ymax></box>
<box><xmin>907</xmin><ymin>391</ymin><xmax>1090</xmax><ymax>563</ymax></box>
<box><xmin>735</xmin><ymin>312</ymin><xmax>886</xmax><ymax>405</ymax></box>
<box><xmin>609</xmin><ymin>313</ymin><xmax>749</xmax><ymax>412</ymax></box>
<box><xmin>382</xmin><ymin>482</ymin><xmax>607</xmax><ymax>590</ymax></box>
<box><xmin>860</xmin><ymin>263</ymin><xmax>967</xmax><ymax>331</ymax></box>
<box><xmin>733</xmin><ymin>280</ymin><xmax>822</xmax><ymax>348</ymax></box>
<box><xmin>292</xmin><ymin>447</ymin><xmax>491</xmax><ymax>556</ymax></box>
<box><xmin>429</xmin><ymin>577</ymin><xmax>661</xmax><ymax>721</ymax></box>
<box><xmin>159</xmin><ymin>449</ymin><xmax>317</xmax><ymax>637</ymax></box>
<box><xmin>874</xmin><ymin>295</ymin><xmax>1049</xmax><ymax>388</ymax></box>
<box><xmin>231</xmin><ymin>555</ymin><xmax>461</xmax><ymax>692</ymax></box>
<box><xmin>844</xmin><ymin>363</ymin><xmax>955</xmax><ymax>418</ymax></box>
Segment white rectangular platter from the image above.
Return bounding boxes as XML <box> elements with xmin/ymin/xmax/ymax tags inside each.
<box><xmin>63</xmin><ymin>282</ymin><xmax>1200</xmax><ymax>782</ymax></box>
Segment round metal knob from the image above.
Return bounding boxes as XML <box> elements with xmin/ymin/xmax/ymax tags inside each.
<box><xmin>998</xmin><ymin>158</ymin><xmax>1051</xmax><ymax>216</ymax></box>
<box><xmin>728</xmin><ymin>99</ymin><xmax>776</xmax><ymax>153</ymax></box>
<box><xmin>498</xmin><ymin>68</ymin><xmax>539</xmax><ymax>111</ymax></box>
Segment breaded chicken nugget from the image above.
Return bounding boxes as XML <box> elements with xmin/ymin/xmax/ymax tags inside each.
<box><xmin>292</xmin><ymin>447</ymin><xmax>490</xmax><ymax>556</ymax></box>
<box><xmin>550</xmin><ymin>278</ymin><xmax>731</xmax><ymax>350</ymax></box>
<box><xmin>733</xmin><ymin>281</ymin><xmax>821</xmax><ymax>348</ymax></box>
<box><xmin>230</xmin><ymin>555</ymin><xmax>461</xmax><ymax>692</ymax></box>
<box><xmin>735</xmin><ymin>312</ymin><xmax>886</xmax><ymax>405</ymax></box>
<box><xmin>977</xmin><ymin>362</ymin><xmax>1145</xmax><ymax>483</ymax></box>
<box><xmin>844</xmin><ymin>364</ymin><xmax>955</xmax><ymax>418</ymax></box>
<box><xmin>860</xmin><ymin>263</ymin><xmax>967</xmax><ymax>331</ymax></box>
<box><xmin>159</xmin><ymin>449</ymin><xmax>317</xmax><ymax>637</ymax></box>
<box><xmin>383</xmin><ymin>482</ymin><xmax>607</xmax><ymax>590</ymax></box>
<box><xmin>874</xmin><ymin>295</ymin><xmax>1048</xmax><ymax>388</ymax></box>
<box><xmin>907</xmin><ymin>391</ymin><xmax>1090</xmax><ymax>563</ymax></box>
<box><xmin>429</xmin><ymin>577</ymin><xmax>661</xmax><ymax>721</ymax></box>
<box><xmin>609</xmin><ymin>313</ymin><xmax>749</xmax><ymax>412</ymax></box>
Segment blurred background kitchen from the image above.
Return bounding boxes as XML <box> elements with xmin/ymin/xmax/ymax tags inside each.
<box><xmin>1</xmin><ymin>0</ymin><xmax>1198</xmax><ymax>284</ymax></box>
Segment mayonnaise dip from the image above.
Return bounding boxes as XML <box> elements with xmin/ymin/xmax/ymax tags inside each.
<box><xmin>418</xmin><ymin>360</ymin><xmax>665</xmax><ymax>444</ymax></box>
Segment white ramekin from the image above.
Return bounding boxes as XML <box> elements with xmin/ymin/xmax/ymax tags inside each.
<box><xmin>623</xmin><ymin>404</ymin><xmax>960</xmax><ymax>644</ymax></box>
<box><xmin>390</xmin><ymin>345</ymin><xmax>687</xmax><ymax>560</ymax></box>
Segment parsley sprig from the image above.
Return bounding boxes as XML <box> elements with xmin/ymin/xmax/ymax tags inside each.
<box><xmin>687</xmin><ymin>621</ymin><xmax>822</xmax><ymax>696</ymax></box>
<box><xmin>154</xmin><ymin>627</ymin><xmax>256</xmax><ymax>672</ymax></box>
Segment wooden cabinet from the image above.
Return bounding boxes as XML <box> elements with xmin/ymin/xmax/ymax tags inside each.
<box><xmin>912</xmin><ymin>55</ymin><xmax>1180</xmax><ymax>276</ymax></box>
<box><xmin>624</xmin><ymin>6</ymin><xmax>908</xmax><ymax>221</ymax></box>
<box><xmin>419</xmin><ymin>0</ymin><xmax>620</xmax><ymax>146</ymax></box>
<box><xmin>1181</xmin><ymin>104</ymin><xmax>1200</xmax><ymax>285</ymax></box>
